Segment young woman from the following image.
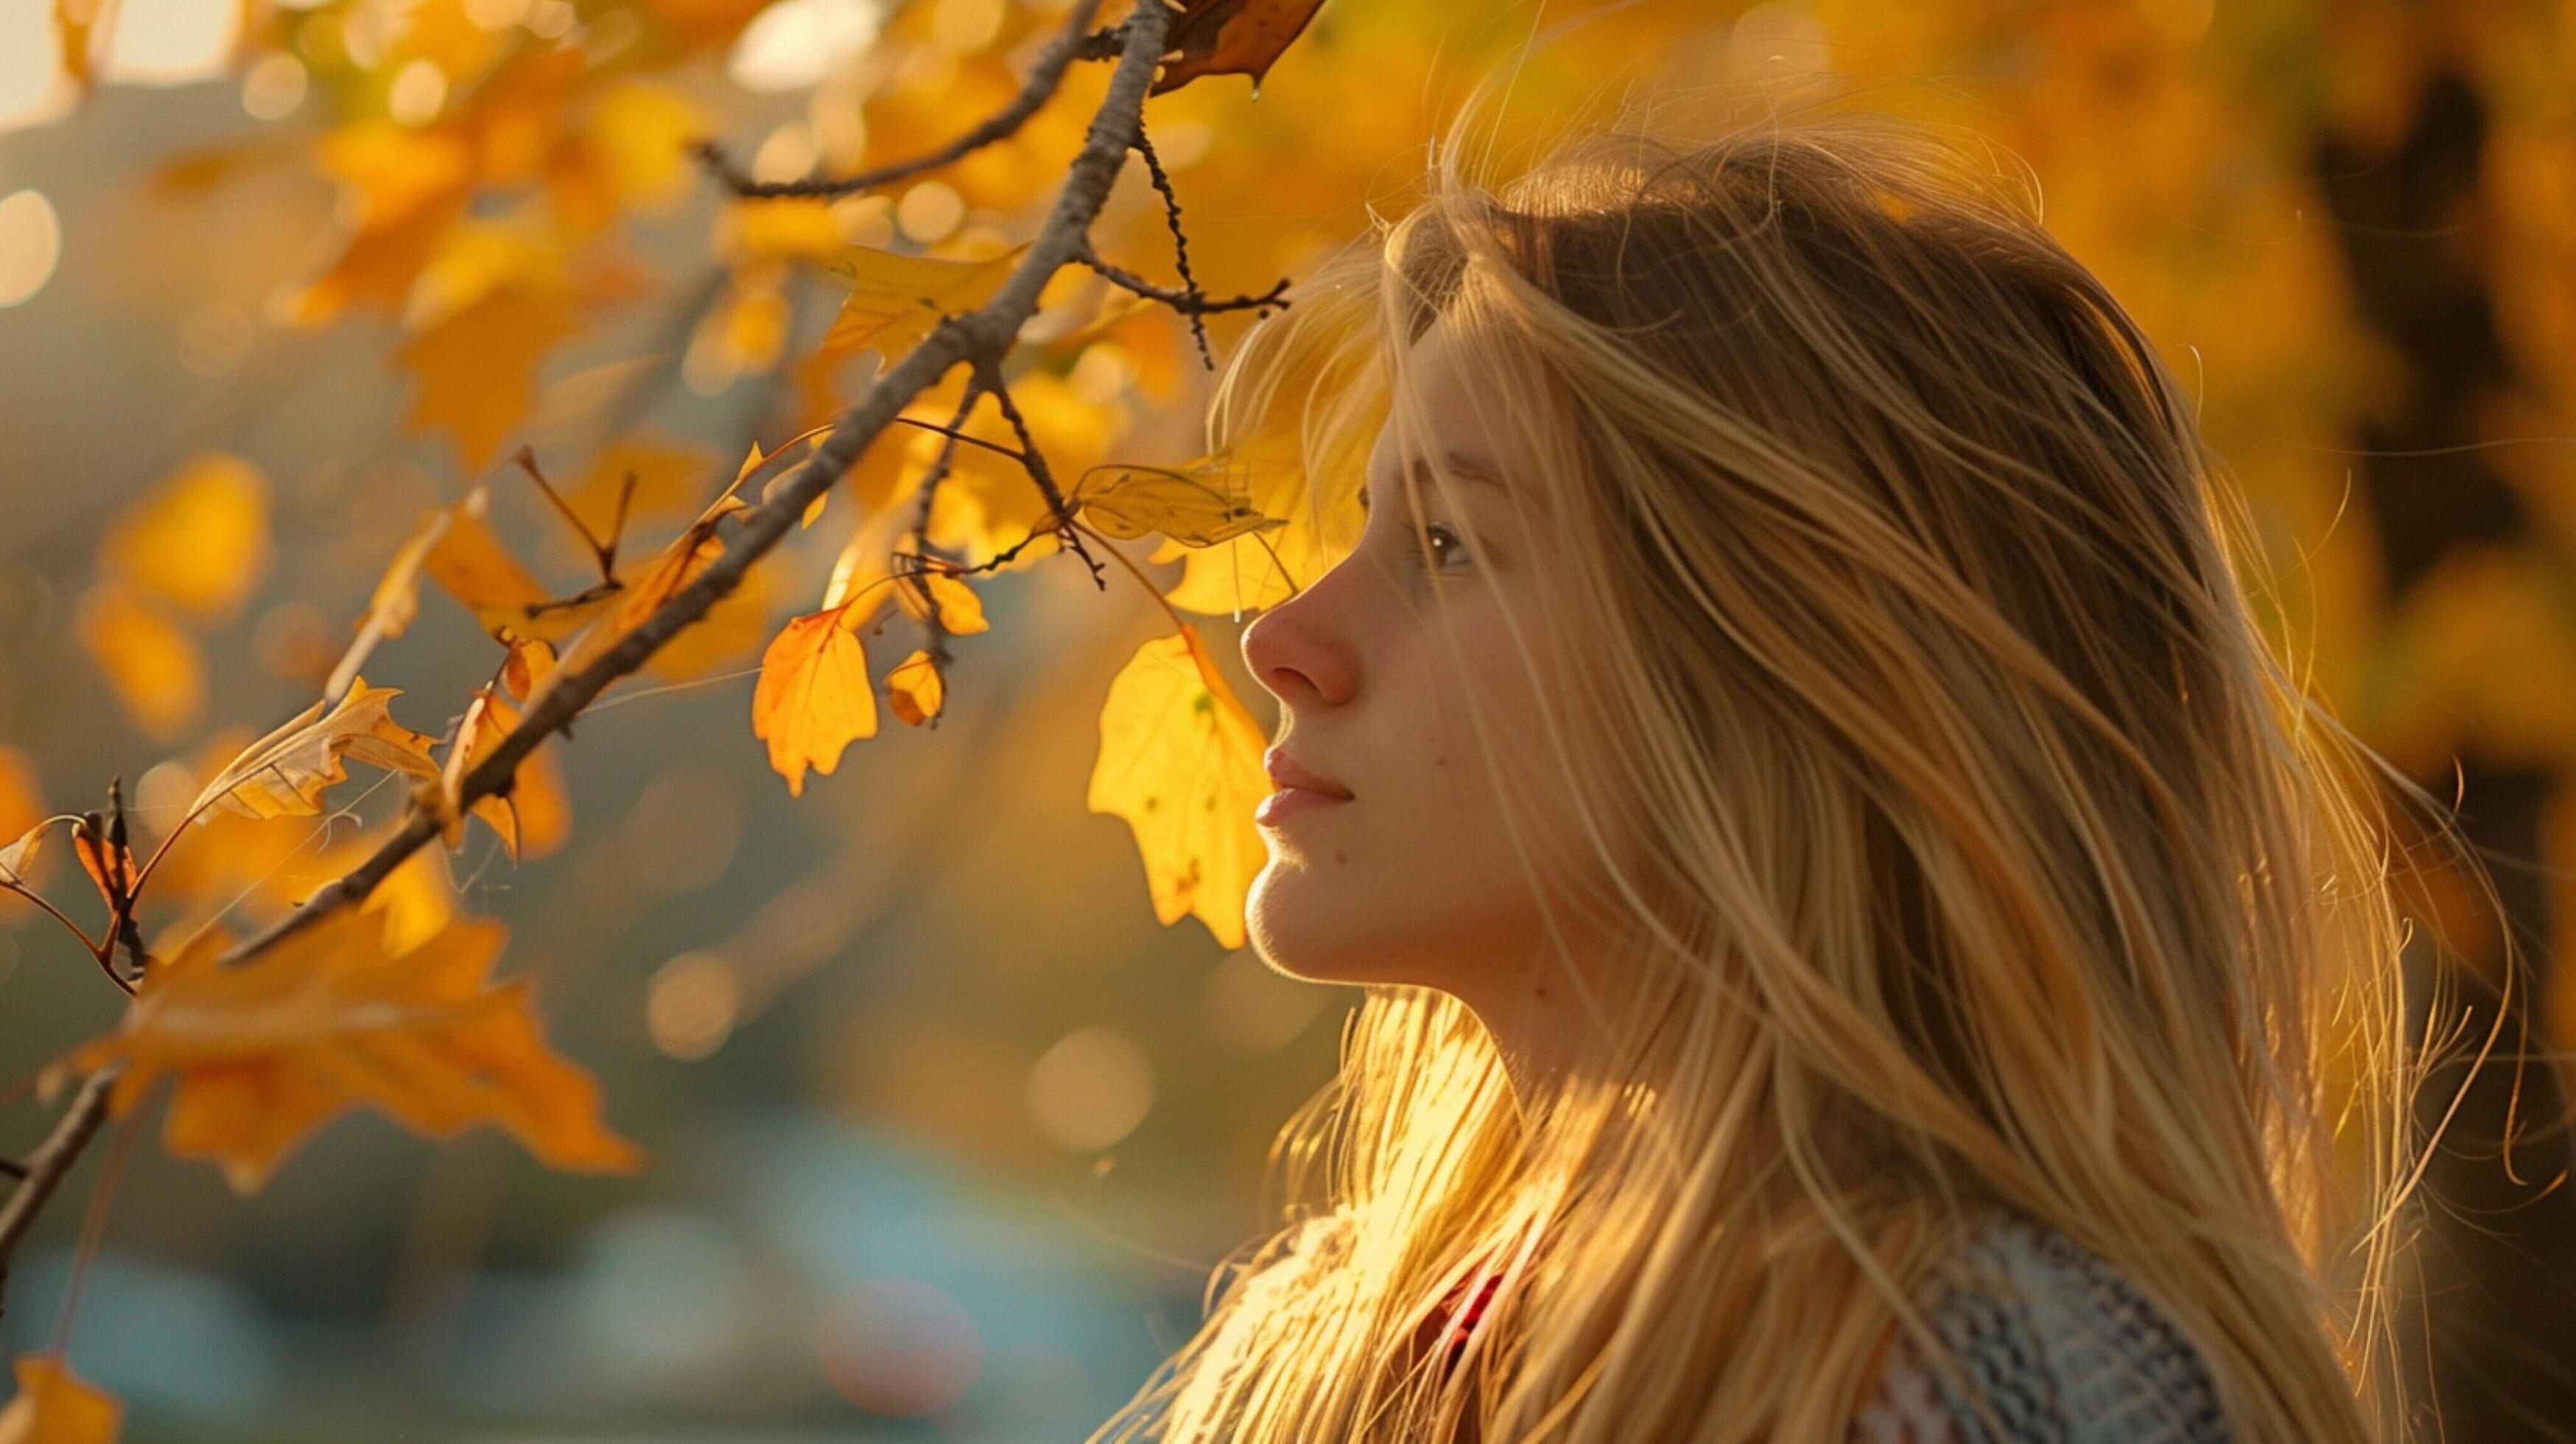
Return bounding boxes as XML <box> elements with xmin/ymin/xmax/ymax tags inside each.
<box><xmin>1090</xmin><ymin>101</ymin><xmax>2498</xmax><ymax>1444</ymax></box>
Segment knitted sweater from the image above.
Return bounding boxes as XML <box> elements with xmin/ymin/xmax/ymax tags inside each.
<box><xmin>1848</xmin><ymin>1212</ymin><xmax>2236</xmax><ymax>1443</ymax></box>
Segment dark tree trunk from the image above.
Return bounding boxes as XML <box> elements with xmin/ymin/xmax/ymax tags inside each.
<box><xmin>2313</xmin><ymin>67</ymin><xmax>2576</xmax><ymax>1443</ymax></box>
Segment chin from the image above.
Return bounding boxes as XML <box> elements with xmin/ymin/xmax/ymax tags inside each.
<box><xmin>1248</xmin><ymin>863</ymin><xmax>1466</xmax><ymax>991</ymax></box>
<box><xmin>1246</xmin><ymin>861</ymin><xmax>1389</xmax><ymax>986</ymax></box>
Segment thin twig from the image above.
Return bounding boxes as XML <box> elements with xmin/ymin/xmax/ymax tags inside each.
<box><xmin>0</xmin><ymin>0</ymin><xmax>1179</xmax><ymax>1286</ymax></box>
<box><xmin>1130</xmin><ymin>130</ymin><xmax>1217</xmax><ymax>371</ymax></box>
<box><xmin>0</xmin><ymin>1070</ymin><xmax>118</xmax><ymax>1325</ymax></box>
<box><xmin>1078</xmin><ymin>242</ymin><xmax>1293</xmax><ymax>320</ymax></box>
<box><xmin>696</xmin><ymin>0</ymin><xmax>1108</xmax><ymax>200</ymax></box>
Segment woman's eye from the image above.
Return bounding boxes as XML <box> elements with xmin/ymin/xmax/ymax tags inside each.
<box><xmin>1415</xmin><ymin>523</ymin><xmax>1469</xmax><ymax>572</ymax></box>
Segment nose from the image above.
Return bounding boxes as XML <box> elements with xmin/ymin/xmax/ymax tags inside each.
<box><xmin>1240</xmin><ymin>581</ymin><xmax>1358</xmax><ymax>712</ymax></box>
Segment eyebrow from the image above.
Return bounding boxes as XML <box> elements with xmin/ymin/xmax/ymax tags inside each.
<box><xmin>1356</xmin><ymin>450</ymin><xmax>1509</xmax><ymax>512</ymax></box>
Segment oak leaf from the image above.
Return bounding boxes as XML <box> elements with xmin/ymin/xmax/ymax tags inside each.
<box><xmin>0</xmin><ymin>1355</ymin><xmax>121</xmax><ymax>1444</ymax></box>
<box><xmin>54</xmin><ymin>909</ymin><xmax>643</xmax><ymax>1196</ymax></box>
<box><xmin>753</xmin><ymin>609</ymin><xmax>876</xmax><ymax>796</ymax></box>
<box><xmin>1087</xmin><ymin>625</ymin><xmax>1270</xmax><ymax>949</ymax></box>
<box><xmin>191</xmin><ymin>679</ymin><xmax>441</xmax><ymax>824</ymax></box>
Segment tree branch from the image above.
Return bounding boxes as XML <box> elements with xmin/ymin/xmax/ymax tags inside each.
<box><xmin>0</xmin><ymin>0</ymin><xmax>1179</xmax><ymax>1286</ymax></box>
<box><xmin>695</xmin><ymin>0</ymin><xmax>1110</xmax><ymax>200</ymax></box>
<box><xmin>0</xmin><ymin>1070</ymin><xmax>117</xmax><ymax>1325</ymax></box>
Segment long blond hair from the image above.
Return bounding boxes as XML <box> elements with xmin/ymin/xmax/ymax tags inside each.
<box><xmin>1091</xmin><ymin>91</ymin><xmax>2503</xmax><ymax>1444</ymax></box>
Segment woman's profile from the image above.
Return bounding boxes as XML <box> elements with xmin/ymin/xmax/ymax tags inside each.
<box><xmin>1089</xmin><ymin>85</ymin><xmax>2499</xmax><ymax>1444</ymax></box>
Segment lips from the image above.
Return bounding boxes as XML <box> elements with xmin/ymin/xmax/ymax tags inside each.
<box><xmin>1257</xmin><ymin>746</ymin><xmax>1352</xmax><ymax>827</ymax></box>
<box><xmin>1263</xmin><ymin>746</ymin><xmax>1352</xmax><ymax>799</ymax></box>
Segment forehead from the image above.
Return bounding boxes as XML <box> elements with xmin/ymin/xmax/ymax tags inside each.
<box><xmin>1369</xmin><ymin>318</ymin><xmax>1507</xmax><ymax>477</ymax></box>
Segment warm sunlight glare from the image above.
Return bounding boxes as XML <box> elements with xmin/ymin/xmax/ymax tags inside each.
<box><xmin>1025</xmin><ymin>1027</ymin><xmax>1154</xmax><ymax>1152</ymax></box>
<box><xmin>726</xmin><ymin>0</ymin><xmax>884</xmax><ymax>93</ymax></box>
<box><xmin>0</xmin><ymin>3</ymin><xmax>74</xmax><ymax>132</ymax></box>
<box><xmin>102</xmin><ymin>0</ymin><xmax>242</xmax><ymax>85</ymax></box>
<box><xmin>0</xmin><ymin>189</ymin><xmax>62</xmax><ymax>309</ymax></box>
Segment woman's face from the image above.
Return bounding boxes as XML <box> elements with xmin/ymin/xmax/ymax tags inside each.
<box><xmin>1239</xmin><ymin>320</ymin><xmax>1605</xmax><ymax>1007</ymax></box>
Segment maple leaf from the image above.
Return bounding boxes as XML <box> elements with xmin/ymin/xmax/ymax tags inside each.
<box><xmin>100</xmin><ymin>452</ymin><xmax>271</xmax><ymax>621</ymax></box>
<box><xmin>0</xmin><ymin>1355</ymin><xmax>121</xmax><ymax>1444</ymax></box>
<box><xmin>54</xmin><ymin>910</ymin><xmax>644</xmax><ymax>1196</ymax></box>
<box><xmin>190</xmin><ymin>679</ymin><xmax>441</xmax><ymax>824</ymax></box>
<box><xmin>1087</xmin><ymin>625</ymin><xmax>1271</xmax><ymax>949</ymax></box>
<box><xmin>396</xmin><ymin>284</ymin><xmax>583</xmax><ymax>471</ymax></box>
<box><xmin>1151</xmin><ymin>0</ymin><xmax>1328</xmax><ymax>97</ymax></box>
<box><xmin>818</xmin><ymin>242</ymin><xmax>1029</xmax><ymax>371</ymax></box>
<box><xmin>753</xmin><ymin>609</ymin><xmax>877</xmax><ymax>797</ymax></box>
<box><xmin>1075</xmin><ymin>455</ymin><xmax>1290</xmax><ymax>547</ymax></box>
<box><xmin>887</xmin><ymin>649</ymin><xmax>944</xmax><ymax>728</ymax></box>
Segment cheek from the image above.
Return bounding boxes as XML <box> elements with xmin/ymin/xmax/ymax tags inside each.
<box><xmin>1246</xmin><ymin>620</ymin><xmax>1578</xmax><ymax>981</ymax></box>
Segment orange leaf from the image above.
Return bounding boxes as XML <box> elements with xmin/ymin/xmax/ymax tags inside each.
<box><xmin>396</xmin><ymin>284</ymin><xmax>583</xmax><ymax>471</ymax></box>
<box><xmin>886</xmin><ymin>649</ymin><xmax>944</xmax><ymax>728</ymax></box>
<box><xmin>191</xmin><ymin>679</ymin><xmax>441</xmax><ymax>824</ymax></box>
<box><xmin>75</xmin><ymin>581</ymin><xmax>206</xmax><ymax>741</ymax></box>
<box><xmin>753</xmin><ymin>609</ymin><xmax>877</xmax><ymax>796</ymax></box>
<box><xmin>0</xmin><ymin>1354</ymin><xmax>122</xmax><ymax>1443</ymax></box>
<box><xmin>100</xmin><ymin>452</ymin><xmax>270</xmax><ymax>620</ymax></box>
<box><xmin>1087</xmin><ymin>626</ymin><xmax>1270</xmax><ymax>949</ymax></box>
<box><xmin>439</xmin><ymin>684</ymin><xmax>572</xmax><ymax>859</ymax></box>
<box><xmin>0</xmin><ymin>746</ymin><xmax>43</xmax><ymax>846</ymax></box>
<box><xmin>1151</xmin><ymin>0</ymin><xmax>1327</xmax><ymax>97</ymax></box>
<box><xmin>892</xmin><ymin>570</ymin><xmax>989</xmax><ymax>634</ymax></box>
<box><xmin>55</xmin><ymin>910</ymin><xmax>643</xmax><ymax>1195</ymax></box>
<box><xmin>420</xmin><ymin>488</ymin><xmax>552</xmax><ymax>617</ymax></box>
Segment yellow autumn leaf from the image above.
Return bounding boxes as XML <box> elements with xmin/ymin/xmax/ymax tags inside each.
<box><xmin>648</xmin><ymin>554</ymin><xmax>768</xmax><ymax>681</ymax></box>
<box><xmin>101</xmin><ymin>452</ymin><xmax>270</xmax><ymax>620</ymax></box>
<box><xmin>421</xmin><ymin>488</ymin><xmax>552</xmax><ymax>618</ymax></box>
<box><xmin>1074</xmin><ymin>455</ymin><xmax>1288</xmax><ymax>547</ymax></box>
<box><xmin>76</xmin><ymin>581</ymin><xmax>206</xmax><ymax>741</ymax></box>
<box><xmin>1159</xmin><ymin>433</ymin><xmax>1347</xmax><ymax>619</ymax></box>
<box><xmin>819</xmin><ymin>242</ymin><xmax>1029</xmax><ymax>368</ymax></box>
<box><xmin>54</xmin><ymin>910</ymin><xmax>643</xmax><ymax>1195</ymax></box>
<box><xmin>540</xmin><ymin>505</ymin><xmax>738</xmax><ymax>687</ymax></box>
<box><xmin>886</xmin><ymin>649</ymin><xmax>944</xmax><ymax>727</ymax></box>
<box><xmin>0</xmin><ymin>1355</ymin><xmax>121</xmax><ymax>1444</ymax></box>
<box><xmin>580</xmin><ymin>80</ymin><xmax>709</xmax><ymax>214</ymax></box>
<box><xmin>396</xmin><ymin>284</ymin><xmax>583</xmax><ymax>471</ymax></box>
<box><xmin>564</xmin><ymin>435</ymin><xmax>712</xmax><ymax>542</ymax></box>
<box><xmin>190</xmin><ymin>679</ymin><xmax>441</xmax><ymax>823</ymax></box>
<box><xmin>1087</xmin><ymin>625</ymin><xmax>1271</xmax><ymax>950</ymax></box>
<box><xmin>273</xmin><ymin>122</ymin><xmax>475</xmax><ymax>326</ymax></box>
<box><xmin>753</xmin><ymin>609</ymin><xmax>877</xmax><ymax>796</ymax></box>
<box><xmin>893</xmin><ymin>570</ymin><xmax>990</xmax><ymax>634</ymax></box>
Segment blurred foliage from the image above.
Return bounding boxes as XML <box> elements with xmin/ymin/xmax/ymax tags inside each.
<box><xmin>1</xmin><ymin>0</ymin><xmax>2573</xmax><ymax>1435</ymax></box>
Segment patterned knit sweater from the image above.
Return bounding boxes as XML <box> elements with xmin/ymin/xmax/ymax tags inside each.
<box><xmin>1847</xmin><ymin>1212</ymin><xmax>2237</xmax><ymax>1443</ymax></box>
